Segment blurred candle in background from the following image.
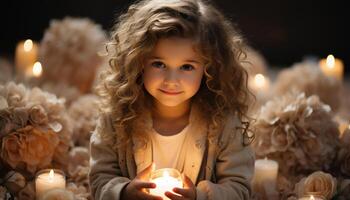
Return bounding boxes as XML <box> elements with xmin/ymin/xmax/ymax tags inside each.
<box><xmin>250</xmin><ymin>73</ymin><xmax>270</xmax><ymax>92</ymax></box>
<box><xmin>15</xmin><ymin>39</ymin><xmax>38</xmax><ymax>77</ymax></box>
<box><xmin>252</xmin><ymin>157</ymin><xmax>279</xmax><ymax>199</ymax></box>
<box><xmin>319</xmin><ymin>54</ymin><xmax>344</xmax><ymax>81</ymax></box>
<box><xmin>32</xmin><ymin>61</ymin><xmax>43</xmax><ymax>77</ymax></box>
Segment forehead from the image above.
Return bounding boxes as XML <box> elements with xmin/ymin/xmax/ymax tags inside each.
<box><xmin>150</xmin><ymin>37</ymin><xmax>202</xmax><ymax>60</ymax></box>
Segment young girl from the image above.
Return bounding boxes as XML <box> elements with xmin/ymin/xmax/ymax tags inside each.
<box><xmin>89</xmin><ymin>0</ymin><xmax>255</xmax><ymax>199</ymax></box>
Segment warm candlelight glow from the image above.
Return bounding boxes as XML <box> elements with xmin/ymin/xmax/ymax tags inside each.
<box><xmin>35</xmin><ymin>169</ymin><xmax>66</xmax><ymax>199</ymax></box>
<box><xmin>163</xmin><ymin>170</ymin><xmax>170</xmax><ymax>177</ymax></box>
<box><xmin>32</xmin><ymin>62</ymin><xmax>43</xmax><ymax>77</ymax></box>
<box><xmin>49</xmin><ymin>169</ymin><xmax>54</xmax><ymax>180</ymax></box>
<box><xmin>250</xmin><ymin>73</ymin><xmax>270</xmax><ymax>95</ymax></box>
<box><xmin>326</xmin><ymin>55</ymin><xmax>335</xmax><ymax>69</ymax></box>
<box><xmin>254</xmin><ymin>74</ymin><xmax>266</xmax><ymax>88</ymax></box>
<box><xmin>319</xmin><ymin>54</ymin><xmax>344</xmax><ymax>80</ymax></box>
<box><xmin>23</xmin><ymin>39</ymin><xmax>33</xmax><ymax>52</ymax></box>
<box><xmin>149</xmin><ymin>168</ymin><xmax>183</xmax><ymax>200</ymax></box>
<box><xmin>298</xmin><ymin>195</ymin><xmax>325</xmax><ymax>200</ymax></box>
<box><xmin>15</xmin><ymin>39</ymin><xmax>38</xmax><ymax>77</ymax></box>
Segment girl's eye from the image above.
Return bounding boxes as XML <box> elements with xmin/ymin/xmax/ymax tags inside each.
<box><xmin>151</xmin><ymin>61</ymin><xmax>165</xmax><ymax>69</ymax></box>
<box><xmin>180</xmin><ymin>64</ymin><xmax>195</xmax><ymax>71</ymax></box>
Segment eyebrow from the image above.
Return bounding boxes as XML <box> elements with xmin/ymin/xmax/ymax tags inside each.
<box><xmin>150</xmin><ymin>56</ymin><xmax>201</xmax><ymax>64</ymax></box>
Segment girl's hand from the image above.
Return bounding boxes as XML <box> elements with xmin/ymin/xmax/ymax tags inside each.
<box><xmin>165</xmin><ymin>174</ymin><xmax>196</xmax><ymax>200</ymax></box>
<box><xmin>121</xmin><ymin>163</ymin><xmax>163</xmax><ymax>200</ymax></box>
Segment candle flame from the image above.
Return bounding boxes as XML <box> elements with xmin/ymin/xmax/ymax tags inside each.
<box><xmin>163</xmin><ymin>170</ymin><xmax>170</xmax><ymax>178</ymax></box>
<box><xmin>32</xmin><ymin>62</ymin><xmax>42</xmax><ymax>77</ymax></box>
<box><xmin>326</xmin><ymin>54</ymin><xmax>335</xmax><ymax>69</ymax></box>
<box><xmin>254</xmin><ymin>74</ymin><xmax>266</xmax><ymax>88</ymax></box>
<box><xmin>24</xmin><ymin>39</ymin><xmax>33</xmax><ymax>52</ymax></box>
<box><xmin>49</xmin><ymin>169</ymin><xmax>55</xmax><ymax>179</ymax></box>
<box><xmin>310</xmin><ymin>195</ymin><xmax>315</xmax><ymax>200</ymax></box>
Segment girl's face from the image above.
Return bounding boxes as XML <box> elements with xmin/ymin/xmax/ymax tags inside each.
<box><xmin>143</xmin><ymin>37</ymin><xmax>204</xmax><ymax>108</ymax></box>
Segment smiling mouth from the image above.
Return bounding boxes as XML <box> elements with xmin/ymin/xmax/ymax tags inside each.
<box><xmin>159</xmin><ymin>89</ymin><xmax>183</xmax><ymax>95</ymax></box>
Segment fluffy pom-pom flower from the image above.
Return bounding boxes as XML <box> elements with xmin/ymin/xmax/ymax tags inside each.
<box><xmin>68</xmin><ymin>94</ymin><xmax>99</xmax><ymax>147</ymax></box>
<box><xmin>39</xmin><ymin>17</ymin><xmax>107</xmax><ymax>93</ymax></box>
<box><xmin>252</xmin><ymin>91</ymin><xmax>340</xmax><ymax>179</ymax></box>
<box><xmin>272</xmin><ymin>61</ymin><xmax>341</xmax><ymax>111</ymax></box>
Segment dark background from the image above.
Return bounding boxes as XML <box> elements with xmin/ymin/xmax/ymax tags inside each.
<box><xmin>1</xmin><ymin>0</ymin><xmax>348</xmax><ymax>75</ymax></box>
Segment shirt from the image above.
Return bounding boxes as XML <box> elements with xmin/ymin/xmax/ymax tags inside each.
<box><xmin>150</xmin><ymin>125</ymin><xmax>189</xmax><ymax>169</ymax></box>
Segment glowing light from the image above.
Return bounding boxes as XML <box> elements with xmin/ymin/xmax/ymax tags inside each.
<box><xmin>23</xmin><ymin>39</ymin><xmax>33</xmax><ymax>52</ymax></box>
<box><xmin>326</xmin><ymin>55</ymin><xmax>335</xmax><ymax>69</ymax></box>
<box><xmin>32</xmin><ymin>62</ymin><xmax>43</xmax><ymax>77</ymax></box>
<box><xmin>254</xmin><ymin>74</ymin><xmax>266</xmax><ymax>88</ymax></box>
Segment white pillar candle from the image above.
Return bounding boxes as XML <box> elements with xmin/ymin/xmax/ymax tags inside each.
<box><xmin>15</xmin><ymin>39</ymin><xmax>38</xmax><ymax>77</ymax></box>
<box><xmin>253</xmin><ymin>157</ymin><xmax>279</xmax><ymax>198</ymax></box>
<box><xmin>35</xmin><ymin>169</ymin><xmax>66</xmax><ymax>200</ymax></box>
<box><xmin>319</xmin><ymin>54</ymin><xmax>344</xmax><ymax>81</ymax></box>
<box><xmin>149</xmin><ymin>168</ymin><xmax>183</xmax><ymax>200</ymax></box>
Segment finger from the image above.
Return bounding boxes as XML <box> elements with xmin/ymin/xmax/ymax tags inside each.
<box><xmin>173</xmin><ymin>187</ymin><xmax>192</xmax><ymax>198</ymax></box>
<box><xmin>165</xmin><ymin>191</ymin><xmax>184</xmax><ymax>200</ymax></box>
<box><xmin>182</xmin><ymin>173</ymin><xmax>195</xmax><ymax>189</ymax></box>
<box><xmin>137</xmin><ymin>162</ymin><xmax>155</xmax><ymax>180</ymax></box>
<box><xmin>134</xmin><ymin>180</ymin><xmax>157</xmax><ymax>190</ymax></box>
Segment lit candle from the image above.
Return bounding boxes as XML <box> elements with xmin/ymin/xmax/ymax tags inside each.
<box><xmin>15</xmin><ymin>39</ymin><xmax>38</xmax><ymax>77</ymax></box>
<box><xmin>149</xmin><ymin>168</ymin><xmax>183</xmax><ymax>200</ymax></box>
<box><xmin>32</xmin><ymin>61</ymin><xmax>43</xmax><ymax>77</ymax></box>
<box><xmin>319</xmin><ymin>54</ymin><xmax>344</xmax><ymax>81</ymax></box>
<box><xmin>35</xmin><ymin>169</ymin><xmax>66</xmax><ymax>200</ymax></box>
<box><xmin>250</xmin><ymin>73</ymin><xmax>270</xmax><ymax>93</ymax></box>
<box><xmin>298</xmin><ymin>195</ymin><xmax>325</xmax><ymax>200</ymax></box>
<box><xmin>252</xmin><ymin>157</ymin><xmax>278</xmax><ymax>194</ymax></box>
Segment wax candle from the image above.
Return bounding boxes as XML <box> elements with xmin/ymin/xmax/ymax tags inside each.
<box><xmin>15</xmin><ymin>39</ymin><xmax>38</xmax><ymax>77</ymax></box>
<box><xmin>319</xmin><ymin>54</ymin><xmax>344</xmax><ymax>81</ymax></box>
<box><xmin>35</xmin><ymin>169</ymin><xmax>66</xmax><ymax>200</ymax></box>
<box><xmin>253</xmin><ymin>157</ymin><xmax>279</xmax><ymax>195</ymax></box>
<box><xmin>149</xmin><ymin>168</ymin><xmax>183</xmax><ymax>200</ymax></box>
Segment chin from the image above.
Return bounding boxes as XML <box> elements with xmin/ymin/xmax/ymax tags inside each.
<box><xmin>154</xmin><ymin>97</ymin><xmax>188</xmax><ymax>107</ymax></box>
<box><xmin>157</xmin><ymin>100</ymin><xmax>184</xmax><ymax>107</ymax></box>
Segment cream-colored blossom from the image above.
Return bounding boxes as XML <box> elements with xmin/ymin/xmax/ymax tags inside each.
<box><xmin>39</xmin><ymin>17</ymin><xmax>107</xmax><ymax>93</ymax></box>
<box><xmin>253</xmin><ymin>92</ymin><xmax>340</xmax><ymax>178</ymax></box>
<box><xmin>294</xmin><ymin>171</ymin><xmax>337</xmax><ymax>199</ymax></box>
<box><xmin>0</xmin><ymin>126</ymin><xmax>59</xmax><ymax>173</ymax></box>
<box><xmin>273</xmin><ymin>61</ymin><xmax>341</xmax><ymax>111</ymax></box>
<box><xmin>68</xmin><ymin>94</ymin><xmax>99</xmax><ymax>147</ymax></box>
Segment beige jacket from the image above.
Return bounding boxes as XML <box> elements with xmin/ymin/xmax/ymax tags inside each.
<box><xmin>89</xmin><ymin>105</ymin><xmax>255</xmax><ymax>200</ymax></box>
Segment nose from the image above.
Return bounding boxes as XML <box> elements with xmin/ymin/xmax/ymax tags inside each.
<box><xmin>163</xmin><ymin>69</ymin><xmax>179</xmax><ymax>86</ymax></box>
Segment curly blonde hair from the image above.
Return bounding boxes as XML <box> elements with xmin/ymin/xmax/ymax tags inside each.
<box><xmin>96</xmin><ymin>0</ymin><xmax>252</xmax><ymax>146</ymax></box>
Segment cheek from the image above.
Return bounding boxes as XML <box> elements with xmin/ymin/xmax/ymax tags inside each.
<box><xmin>143</xmin><ymin>69</ymin><xmax>161</xmax><ymax>90</ymax></box>
<box><xmin>183</xmin><ymin>72</ymin><xmax>203</xmax><ymax>92</ymax></box>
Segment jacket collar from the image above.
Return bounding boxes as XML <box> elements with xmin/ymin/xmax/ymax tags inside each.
<box><xmin>131</xmin><ymin>102</ymin><xmax>208</xmax><ymax>183</ymax></box>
